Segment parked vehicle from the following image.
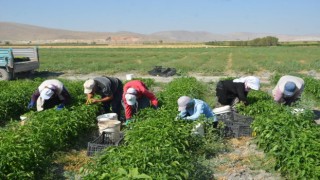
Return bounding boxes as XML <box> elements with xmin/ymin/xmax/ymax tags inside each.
<box><xmin>0</xmin><ymin>47</ymin><xmax>40</xmax><ymax>80</ymax></box>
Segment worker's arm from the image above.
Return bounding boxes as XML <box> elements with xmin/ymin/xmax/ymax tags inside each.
<box><xmin>235</xmin><ymin>83</ymin><xmax>248</xmax><ymax>105</ymax></box>
<box><xmin>91</xmin><ymin>95</ymin><xmax>113</xmax><ymax>103</ymax></box>
<box><xmin>291</xmin><ymin>85</ymin><xmax>304</xmax><ymax>101</ymax></box>
<box><xmin>142</xmin><ymin>90</ymin><xmax>158</xmax><ymax>107</ymax></box>
<box><xmin>60</xmin><ymin>87</ymin><xmax>71</xmax><ymax>105</ymax></box>
<box><xmin>124</xmin><ymin>102</ymin><xmax>134</xmax><ymax>120</ymax></box>
<box><xmin>185</xmin><ymin>103</ymin><xmax>203</xmax><ymax>121</ymax></box>
<box><xmin>28</xmin><ymin>89</ymin><xmax>40</xmax><ymax>108</ymax></box>
<box><xmin>177</xmin><ymin>110</ymin><xmax>188</xmax><ymax>119</ymax></box>
<box><xmin>272</xmin><ymin>86</ymin><xmax>283</xmax><ymax>102</ymax></box>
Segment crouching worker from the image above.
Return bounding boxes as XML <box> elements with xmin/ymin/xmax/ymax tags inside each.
<box><xmin>272</xmin><ymin>75</ymin><xmax>304</xmax><ymax>105</ymax></box>
<box><xmin>216</xmin><ymin>76</ymin><xmax>260</xmax><ymax>110</ymax></box>
<box><xmin>28</xmin><ymin>79</ymin><xmax>71</xmax><ymax>111</ymax></box>
<box><xmin>176</xmin><ymin>96</ymin><xmax>217</xmax><ymax>128</ymax></box>
<box><xmin>83</xmin><ymin>77</ymin><xmax>123</xmax><ymax>119</ymax></box>
<box><xmin>123</xmin><ymin>80</ymin><xmax>158</xmax><ymax>125</ymax></box>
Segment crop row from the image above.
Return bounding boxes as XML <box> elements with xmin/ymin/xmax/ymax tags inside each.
<box><xmin>0</xmin><ymin>80</ymin><xmax>99</xmax><ymax>179</ymax></box>
<box><xmin>304</xmin><ymin>76</ymin><xmax>320</xmax><ymax>99</ymax></box>
<box><xmin>0</xmin><ymin>79</ymin><xmax>40</xmax><ymax>125</ymax></box>
<box><xmin>81</xmin><ymin>77</ymin><xmax>224</xmax><ymax>179</ymax></box>
<box><xmin>0</xmin><ymin>79</ymin><xmax>88</xmax><ymax>126</ymax></box>
<box><xmin>237</xmin><ymin>89</ymin><xmax>320</xmax><ymax>179</ymax></box>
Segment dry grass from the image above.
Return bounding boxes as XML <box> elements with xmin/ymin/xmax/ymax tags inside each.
<box><xmin>211</xmin><ymin>137</ymin><xmax>282</xmax><ymax>179</ymax></box>
<box><xmin>54</xmin><ymin>150</ymin><xmax>91</xmax><ymax>172</ymax></box>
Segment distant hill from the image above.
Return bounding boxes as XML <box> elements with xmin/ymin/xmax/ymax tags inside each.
<box><xmin>1</xmin><ymin>22</ymin><xmax>320</xmax><ymax>44</ymax></box>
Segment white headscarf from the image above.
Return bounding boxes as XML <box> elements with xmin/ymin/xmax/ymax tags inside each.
<box><xmin>233</xmin><ymin>76</ymin><xmax>260</xmax><ymax>90</ymax></box>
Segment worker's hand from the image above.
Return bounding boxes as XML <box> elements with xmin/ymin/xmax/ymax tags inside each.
<box><xmin>56</xmin><ymin>104</ymin><xmax>64</xmax><ymax>111</ymax></box>
<box><xmin>86</xmin><ymin>99</ymin><xmax>92</xmax><ymax>105</ymax></box>
<box><xmin>125</xmin><ymin>119</ymin><xmax>132</xmax><ymax>126</ymax></box>
<box><xmin>91</xmin><ymin>99</ymin><xmax>99</xmax><ymax>103</ymax></box>
<box><xmin>27</xmin><ymin>101</ymin><xmax>35</xmax><ymax>109</ymax></box>
<box><xmin>87</xmin><ymin>99</ymin><xmax>98</xmax><ymax>104</ymax></box>
<box><xmin>152</xmin><ymin>105</ymin><xmax>158</xmax><ymax>110</ymax></box>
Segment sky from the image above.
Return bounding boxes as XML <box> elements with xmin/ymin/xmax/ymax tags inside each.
<box><xmin>1</xmin><ymin>0</ymin><xmax>319</xmax><ymax>35</ymax></box>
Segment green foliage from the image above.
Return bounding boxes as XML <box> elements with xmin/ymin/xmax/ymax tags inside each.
<box><xmin>39</xmin><ymin>47</ymin><xmax>320</xmax><ymax>75</ymax></box>
<box><xmin>237</xmin><ymin>90</ymin><xmax>320</xmax><ymax>179</ymax></box>
<box><xmin>157</xmin><ymin>76</ymin><xmax>205</xmax><ymax>109</ymax></box>
<box><xmin>206</xmin><ymin>36</ymin><xmax>279</xmax><ymax>46</ymax></box>
<box><xmin>81</xmin><ymin>77</ymin><xmax>222</xmax><ymax>179</ymax></box>
<box><xmin>279</xmin><ymin>41</ymin><xmax>320</xmax><ymax>47</ymax></box>
<box><xmin>0</xmin><ymin>79</ymin><xmax>86</xmax><ymax>126</ymax></box>
<box><xmin>248</xmin><ymin>36</ymin><xmax>279</xmax><ymax>46</ymax></box>
<box><xmin>304</xmin><ymin>76</ymin><xmax>320</xmax><ymax>99</ymax></box>
<box><xmin>0</xmin><ymin>79</ymin><xmax>41</xmax><ymax>125</ymax></box>
<box><xmin>0</xmin><ymin>80</ymin><xmax>100</xmax><ymax>179</ymax></box>
<box><xmin>111</xmin><ymin>168</ymin><xmax>152</xmax><ymax>179</ymax></box>
<box><xmin>123</xmin><ymin>78</ymin><xmax>155</xmax><ymax>89</ymax></box>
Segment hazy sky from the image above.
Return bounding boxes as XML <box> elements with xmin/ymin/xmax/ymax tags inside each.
<box><xmin>1</xmin><ymin>0</ymin><xmax>319</xmax><ymax>35</ymax></box>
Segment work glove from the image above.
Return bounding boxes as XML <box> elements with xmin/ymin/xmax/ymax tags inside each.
<box><xmin>125</xmin><ymin>119</ymin><xmax>132</xmax><ymax>126</ymax></box>
<box><xmin>27</xmin><ymin>101</ymin><xmax>35</xmax><ymax>109</ymax></box>
<box><xmin>152</xmin><ymin>105</ymin><xmax>158</xmax><ymax>110</ymax></box>
<box><xmin>56</xmin><ymin>104</ymin><xmax>65</xmax><ymax>111</ymax></box>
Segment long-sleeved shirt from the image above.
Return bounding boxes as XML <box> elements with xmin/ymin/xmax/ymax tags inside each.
<box><xmin>177</xmin><ymin>99</ymin><xmax>216</xmax><ymax>121</ymax></box>
<box><xmin>31</xmin><ymin>79</ymin><xmax>71</xmax><ymax>104</ymax></box>
<box><xmin>123</xmin><ymin>80</ymin><xmax>158</xmax><ymax>119</ymax></box>
<box><xmin>93</xmin><ymin>77</ymin><xmax>122</xmax><ymax>97</ymax></box>
<box><xmin>219</xmin><ymin>80</ymin><xmax>248</xmax><ymax>105</ymax></box>
<box><xmin>272</xmin><ymin>75</ymin><xmax>304</xmax><ymax>103</ymax></box>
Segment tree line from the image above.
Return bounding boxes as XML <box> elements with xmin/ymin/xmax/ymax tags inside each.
<box><xmin>206</xmin><ymin>36</ymin><xmax>279</xmax><ymax>46</ymax></box>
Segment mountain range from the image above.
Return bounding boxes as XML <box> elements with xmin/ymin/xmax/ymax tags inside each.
<box><xmin>1</xmin><ymin>22</ymin><xmax>320</xmax><ymax>44</ymax></box>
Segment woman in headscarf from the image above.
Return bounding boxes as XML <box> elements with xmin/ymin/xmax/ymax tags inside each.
<box><xmin>215</xmin><ymin>76</ymin><xmax>260</xmax><ymax>109</ymax></box>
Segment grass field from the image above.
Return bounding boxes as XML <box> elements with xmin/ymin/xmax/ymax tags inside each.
<box><xmin>39</xmin><ymin>46</ymin><xmax>320</xmax><ymax>75</ymax></box>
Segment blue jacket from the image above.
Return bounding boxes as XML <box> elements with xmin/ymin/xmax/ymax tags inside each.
<box><xmin>178</xmin><ymin>99</ymin><xmax>216</xmax><ymax>121</ymax></box>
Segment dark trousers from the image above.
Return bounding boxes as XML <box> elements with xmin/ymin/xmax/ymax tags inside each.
<box><xmin>216</xmin><ymin>81</ymin><xmax>233</xmax><ymax>106</ymax></box>
<box><xmin>103</xmin><ymin>82</ymin><xmax>123</xmax><ymax>119</ymax></box>
<box><xmin>284</xmin><ymin>97</ymin><xmax>299</xmax><ymax>106</ymax></box>
<box><xmin>136</xmin><ymin>95</ymin><xmax>151</xmax><ymax>110</ymax></box>
<box><xmin>43</xmin><ymin>95</ymin><xmax>62</xmax><ymax>110</ymax></box>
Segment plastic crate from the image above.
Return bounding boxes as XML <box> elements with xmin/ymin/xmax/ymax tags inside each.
<box><xmin>221</xmin><ymin>123</ymin><xmax>252</xmax><ymax>138</ymax></box>
<box><xmin>216</xmin><ymin>111</ymin><xmax>233</xmax><ymax>121</ymax></box>
<box><xmin>236</xmin><ymin>125</ymin><xmax>252</xmax><ymax>137</ymax></box>
<box><xmin>232</xmin><ymin>113</ymin><xmax>253</xmax><ymax>125</ymax></box>
<box><xmin>87</xmin><ymin>131</ymin><xmax>124</xmax><ymax>156</ymax></box>
<box><xmin>218</xmin><ymin>112</ymin><xmax>253</xmax><ymax>138</ymax></box>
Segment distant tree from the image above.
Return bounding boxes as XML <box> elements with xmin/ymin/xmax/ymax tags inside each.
<box><xmin>5</xmin><ymin>41</ymin><xmax>10</xmax><ymax>45</ymax></box>
<box><xmin>248</xmin><ymin>36</ymin><xmax>278</xmax><ymax>46</ymax></box>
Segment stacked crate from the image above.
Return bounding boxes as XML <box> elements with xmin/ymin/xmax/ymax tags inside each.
<box><xmin>213</xmin><ymin>106</ymin><xmax>253</xmax><ymax>138</ymax></box>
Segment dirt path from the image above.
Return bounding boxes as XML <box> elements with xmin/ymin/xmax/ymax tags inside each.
<box><xmin>212</xmin><ymin>137</ymin><xmax>283</xmax><ymax>180</ymax></box>
<box><xmin>34</xmin><ymin>69</ymin><xmax>320</xmax><ymax>84</ymax></box>
<box><xmin>225</xmin><ymin>53</ymin><xmax>233</xmax><ymax>75</ymax></box>
<box><xmin>54</xmin><ymin>72</ymin><xmax>272</xmax><ymax>84</ymax></box>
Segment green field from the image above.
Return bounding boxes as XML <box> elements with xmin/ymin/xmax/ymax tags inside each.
<box><xmin>1</xmin><ymin>45</ymin><xmax>320</xmax><ymax>179</ymax></box>
<box><xmin>39</xmin><ymin>46</ymin><xmax>320</xmax><ymax>75</ymax></box>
